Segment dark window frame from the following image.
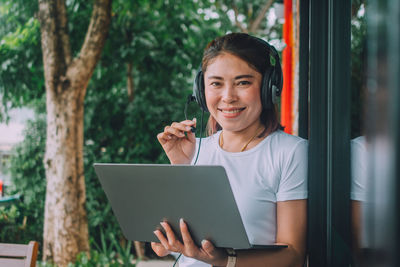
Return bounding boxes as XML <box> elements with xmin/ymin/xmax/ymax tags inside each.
<box><xmin>304</xmin><ymin>0</ymin><xmax>352</xmax><ymax>266</ymax></box>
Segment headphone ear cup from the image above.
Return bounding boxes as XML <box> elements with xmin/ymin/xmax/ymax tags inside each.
<box><xmin>272</xmin><ymin>60</ymin><xmax>283</xmax><ymax>100</ymax></box>
<box><xmin>271</xmin><ymin>85</ymin><xmax>279</xmax><ymax>104</ymax></box>
<box><xmin>262</xmin><ymin>58</ymin><xmax>283</xmax><ymax>108</ymax></box>
<box><xmin>261</xmin><ymin>68</ymin><xmax>273</xmax><ymax>109</ymax></box>
<box><xmin>193</xmin><ymin>69</ymin><xmax>208</xmax><ymax>112</ymax></box>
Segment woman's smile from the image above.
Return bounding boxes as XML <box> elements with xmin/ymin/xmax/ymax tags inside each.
<box><xmin>218</xmin><ymin>107</ymin><xmax>246</xmax><ymax>118</ymax></box>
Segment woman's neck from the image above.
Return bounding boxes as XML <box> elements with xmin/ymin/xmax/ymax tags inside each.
<box><xmin>219</xmin><ymin>121</ymin><xmax>266</xmax><ymax>152</ymax></box>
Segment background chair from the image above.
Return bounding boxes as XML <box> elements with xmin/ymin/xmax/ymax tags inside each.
<box><xmin>0</xmin><ymin>241</ymin><xmax>39</xmax><ymax>267</ymax></box>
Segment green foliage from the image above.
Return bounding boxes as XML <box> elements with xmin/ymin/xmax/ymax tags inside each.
<box><xmin>83</xmin><ymin>0</ymin><xmax>226</xmax><ymax>245</ymax></box>
<box><xmin>0</xmin><ymin>0</ymin><xmax>38</xmax><ymax>35</ymax></box>
<box><xmin>0</xmin><ymin>204</ymin><xmax>24</xmax><ymax>241</ymax></box>
<box><xmin>36</xmin><ymin>231</ymin><xmax>137</xmax><ymax>267</ymax></box>
<box><xmin>68</xmin><ymin>250</ymin><xmax>132</xmax><ymax>267</ymax></box>
<box><xmin>0</xmin><ymin>1</ymin><xmax>43</xmax><ymax>120</ymax></box>
<box><xmin>2</xmin><ymin>0</ymin><xmax>279</xmax><ymax>264</ymax></box>
<box><xmin>66</xmin><ymin>231</ymin><xmax>136</xmax><ymax>267</ymax></box>
<box><xmin>350</xmin><ymin>4</ymin><xmax>366</xmax><ymax>138</ymax></box>
<box><xmin>0</xmin><ymin>115</ymin><xmax>47</xmax><ymax>245</ymax></box>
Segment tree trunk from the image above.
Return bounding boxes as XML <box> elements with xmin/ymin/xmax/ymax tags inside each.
<box><xmin>38</xmin><ymin>0</ymin><xmax>111</xmax><ymax>265</ymax></box>
<box><xmin>42</xmin><ymin>84</ymin><xmax>88</xmax><ymax>265</ymax></box>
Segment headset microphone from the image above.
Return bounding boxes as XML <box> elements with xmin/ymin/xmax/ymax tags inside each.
<box><xmin>183</xmin><ymin>93</ymin><xmax>204</xmax><ymax>166</ymax></box>
<box><xmin>184</xmin><ymin>94</ymin><xmax>197</xmax><ymax>133</ymax></box>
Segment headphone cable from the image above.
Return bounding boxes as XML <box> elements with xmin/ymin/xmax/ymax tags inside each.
<box><xmin>193</xmin><ymin>110</ymin><xmax>204</xmax><ymax>165</ymax></box>
<box><xmin>173</xmin><ymin>253</ymin><xmax>182</xmax><ymax>267</ymax></box>
<box><xmin>172</xmin><ymin>111</ymin><xmax>203</xmax><ymax>266</ymax></box>
<box><xmin>184</xmin><ymin>95</ymin><xmax>204</xmax><ymax>166</ymax></box>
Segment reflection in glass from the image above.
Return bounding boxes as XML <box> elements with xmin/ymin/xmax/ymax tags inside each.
<box><xmin>351</xmin><ymin>136</ymin><xmax>368</xmax><ymax>266</ymax></box>
<box><xmin>350</xmin><ymin>1</ymin><xmax>367</xmax><ymax>266</ymax></box>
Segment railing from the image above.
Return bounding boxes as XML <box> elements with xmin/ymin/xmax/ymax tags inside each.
<box><xmin>0</xmin><ymin>194</ymin><xmax>21</xmax><ymax>207</ymax></box>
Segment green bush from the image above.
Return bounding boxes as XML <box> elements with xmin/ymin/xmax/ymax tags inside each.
<box><xmin>66</xmin><ymin>231</ymin><xmax>136</xmax><ymax>267</ymax></box>
<box><xmin>1</xmin><ymin>116</ymin><xmax>46</xmax><ymax>245</ymax></box>
<box><xmin>0</xmin><ymin>205</ymin><xmax>25</xmax><ymax>242</ymax></box>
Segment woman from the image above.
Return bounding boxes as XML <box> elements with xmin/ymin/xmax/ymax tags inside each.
<box><xmin>153</xmin><ymin>33</ymin><xmax>307</xmax><ymax>267</ymax></box>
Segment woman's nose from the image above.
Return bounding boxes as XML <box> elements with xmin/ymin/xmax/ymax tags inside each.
<box><xmin>222</xmin><ymin>84</ymin><xmax>237</xmax><ymax>103</ymax></box>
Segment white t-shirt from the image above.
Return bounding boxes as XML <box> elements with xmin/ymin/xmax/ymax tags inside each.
<box><xmin>179</xmin><ymin>130</ymin><xmax>308</xmax><ymax>267</ymax></box>
<box><xmin>351</xmin><ymin>136</ymin><xmax>367</xmax><ymax>202</ymax></box>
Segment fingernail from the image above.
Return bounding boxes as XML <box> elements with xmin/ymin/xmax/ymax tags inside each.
<box><xmin>201</xmin><ymin>240</ymin><xmax>207</xmax><ymax>246</ymax></box>
<box><xmin>193</xmin><ymin>118</ymin><xmax>197</xmax><ymax>123</ymax></box>
<box><xmin>153</xmin><ymin>230</ymin><xmax>158</xmax><ymax>235</ymax></box>
<box><xmin>180</xmin><ymin>218</ymin><xmax>184</xmax><ymax>226</ymax></box>
<box><xmin>186</xmin><ymin>126</ymin><xmax>192</xmax><ymax>131</ymax></box>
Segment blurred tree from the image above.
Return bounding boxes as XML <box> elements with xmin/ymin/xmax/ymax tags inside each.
<box><xmin>212</xmin><ymin>0</ymin><xmax>280</xmax><ymax>36</ymax></box>
<box><xmin>36</xmin><ymin>0</ymin><xmax>111</xmax><ymax>265</ymax></box>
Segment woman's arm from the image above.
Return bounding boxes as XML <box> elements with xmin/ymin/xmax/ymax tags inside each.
<box><xmin>152</xmin><ymin>199</ymin><xmax>307</xmax><ymax>267</ymax></box>
<box><xmin>234</xmin><ymin>199</ymin><xmax>307</xmax><ymax>267</ymax></box>
<box><xmin>351</xmin><ymin>200</ymin><xmax>362</xmax><ymax>262</ymax></box>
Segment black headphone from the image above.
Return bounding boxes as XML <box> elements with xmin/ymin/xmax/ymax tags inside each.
<box><xmin>191</xmin><ymin>37</ymin><xmax>283</xmax><ymax>112</ymax></box>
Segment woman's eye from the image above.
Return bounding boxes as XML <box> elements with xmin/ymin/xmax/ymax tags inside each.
<box><xmin>237</xmin><ymin>80</ymin><xmax>251</xmax><ymax>86</ymax></box>
<box><xmin>210</xmin><ymin>82</ymin><xmax>221</xmax><ymax>87</ymax></box>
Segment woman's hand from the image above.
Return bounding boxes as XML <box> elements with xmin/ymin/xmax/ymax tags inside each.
<box><xmin>151</xmin><ymin>241</ymin><xmax>170</xmax><ymax>257</ymax></box>
<box><xmin>157</xmin><ymin>119</ymin><xmax>197</xmax><ymax>164</ymax></box>
<box><xmin>151</xmin><ymin>219</ymin><xmax>228</xmax><ymax>266</ymax></box>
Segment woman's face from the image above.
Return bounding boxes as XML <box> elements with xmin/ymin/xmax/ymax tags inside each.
<box><xmin>204</xmin><ymin>52</ymin><xmax>263</xmax><ymax>133</ymax></box>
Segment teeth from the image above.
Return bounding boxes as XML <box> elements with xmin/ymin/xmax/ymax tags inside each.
<box><xmin>221</xmin><ymin>109</ymin><xmax>242</xmax><ymax>114</ymax></box>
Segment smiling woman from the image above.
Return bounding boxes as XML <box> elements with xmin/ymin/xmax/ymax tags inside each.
<box><xmin>155</xmin><ymin>33</ymin><xmax>307</xmax><ymax>267</ymax></box>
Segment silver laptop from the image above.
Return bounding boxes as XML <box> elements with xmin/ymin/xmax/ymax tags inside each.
<box><xmin>94</xmin><ymin>163</ymin><xmax>287</xmax><ymax>250</ymax></box>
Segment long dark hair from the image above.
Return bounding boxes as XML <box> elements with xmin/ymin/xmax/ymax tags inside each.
<box><xmin>201</xmin><ymin>32</ymin><xmax>284</xmax><ymax>136</ymax></box>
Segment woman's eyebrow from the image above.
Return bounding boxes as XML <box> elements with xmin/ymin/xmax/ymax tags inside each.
<box><xmin>234</xmin><ymin>74</ymin><xmax>254</xmax><ymax>80</ymax></box>
<box><xmin>207</xmin><ymin>75</ymin><xmax>223</xmax><ymax>80</ymax></box>
<box><xmin>206</xmin><ymin>74</ymin><xmax>255</xmax><ymax>80</ymax></box>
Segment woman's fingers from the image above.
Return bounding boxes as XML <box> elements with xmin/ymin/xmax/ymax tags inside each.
<box><xmin>178</xmin><ymin>119</ymin><xmax>197</xmax><ymax>128</ymax></box>
<box><xmin>157</xmin><ymin>132</ymin><xmax>170</xmax><ymax>145</ymax></box>
<box><xmin>167</xmin><ymin>121</ymin><xmax>196</xmax><ymax>136</ymax></box>
<box><xmin>157</xmin><ymin>119</ymin><xmax>197</xmax><ymax>145</ymax></box>
<box><xmin>153</xmin><ymin>219</ymin><xmax>226</xmax><ymax>266</ymax></box>
<box><xmin>201</xmin><ymin>239</ymin><xmax>216</xmax><ymax>256</ymax></box>
<box><xmin>180</xmin><ymin>219</ymin><xmax>196</xmax><ymax>247</ymax></box>
<box><xmin>160</xmin><ymin>222</ymin><xmax>183</xmax><ymax>251</ymax></box>
<box><xmin>180</xmin><ymin>218</ymin><xmax>200</xmax><ymax>258</ymax></box>
<box><xmin>153</xmin><ymin>230</ymin><xmax>170</xmax><ymax>249</ymax></box>
<box><xmin>151</xmin><ymin>241</ymin><xmax>170</xmax><ymax>257</ymax></box>
<box><xmin>164</xmin><ymin>120</ymin><xmax>197</xmax><ymax>137</ymax></box>
<box><xmin>165</xmin><ymin>125</ymin><xmax>186</xmax><ymax>138</ymax></box>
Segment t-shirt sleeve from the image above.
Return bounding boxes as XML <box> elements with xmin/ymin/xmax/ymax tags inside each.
<box><xmin>350</xmin><ymin>137</ymin><xmax>367</xmax><ymax>201</ymax></box>
<box><xmin>276</xmin><ymin>139</ymin><xmax>308</xmax><ymax>201</ymax></box>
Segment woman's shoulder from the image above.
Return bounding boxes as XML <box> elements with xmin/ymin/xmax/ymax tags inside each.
<box><xmin>268</xmin><ymin>130</ymin><xmax>308</xmax><ymax>148</ymax></box>
<box><xmin>261</xmin><ymin>130</ymin><xmax>308</xmax><ymax>162</ymax></box>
